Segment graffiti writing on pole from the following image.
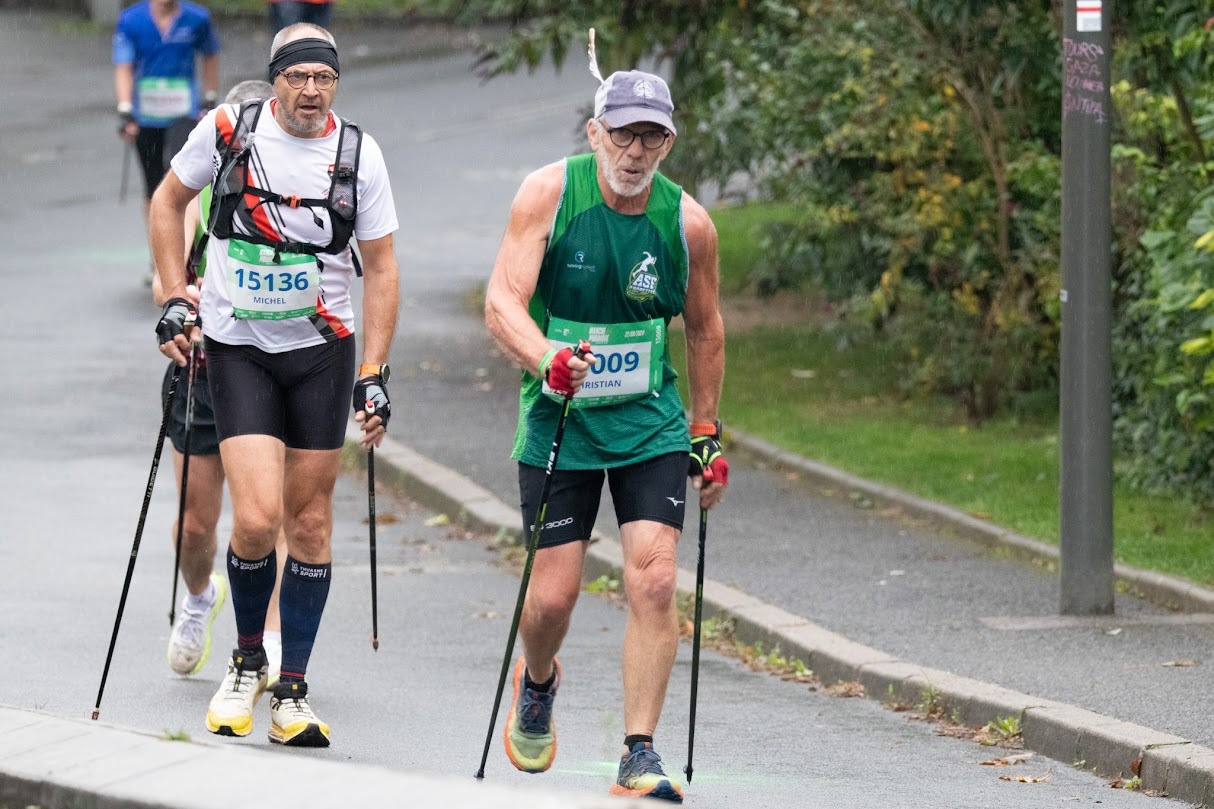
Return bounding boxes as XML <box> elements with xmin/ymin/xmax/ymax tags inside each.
<box><xmin>1062</xmin><ymin>37</ymin><xmax>1106</xmax><ymax>124</ymax></box>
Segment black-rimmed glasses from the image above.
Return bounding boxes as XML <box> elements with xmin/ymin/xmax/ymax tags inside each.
<box><xmin>278</xmin><ymin>70</ymin><xmax>338</xmax><ymax>90</ymax></box>
<box><xmin>603</xmin><ymin>123</ymin><xmax>670</xmax><ymax>150</ymax></box>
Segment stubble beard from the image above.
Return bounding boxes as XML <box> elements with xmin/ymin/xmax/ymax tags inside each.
<box><xmin>282</xmin><ymin>104</ymin><xmax>327</xmax><ymax>136</ymax></box>
<box><xmin>596</xmin><ymin>142</ymin><xmax>657</xmax><ymax>199</ymax></box>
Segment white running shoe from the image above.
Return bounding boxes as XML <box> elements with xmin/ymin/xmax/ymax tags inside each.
<box><xmin>262</xmin><ymin>633</ymin><xmax>281</xmax><ymax>689</ymax></box>
<box><xmin>167</xmin><ymin>572</ymin><xmax>228</xmax><ymax>676</ymax></box>
<box><xmin>269</xmin><ymin>680</ymin><xmax>330</xmax><ymax>747</ymax></box>
<box><xmin>205</xmin><ymin>649</ymin><xmax>268</xmax><ymax>737</ymax></box>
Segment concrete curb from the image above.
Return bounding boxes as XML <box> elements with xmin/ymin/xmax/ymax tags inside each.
<box><xmin>351</xmin><ymin>427</ymin><xmax>1214</xmax><ymax>805</ymax></box>
<box><xmin>729</xmin><ymin>428</ymin><xmax>1214</xmax><ymax>615</ymax></box>
<box><xmin>0</xmin><ymin>706</ymin><xmax>643</xmax><ymax>809</ymax></box>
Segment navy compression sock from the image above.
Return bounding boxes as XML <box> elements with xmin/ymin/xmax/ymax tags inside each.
<box><xmin>278</xmin><ymin>556</ymin><xmax>332</xmax><ymax>682</ymax></box>
<box><xmin>226</xmin><ymin>546</ymin><xmax>277</xmax><ymax>654</ymax></box>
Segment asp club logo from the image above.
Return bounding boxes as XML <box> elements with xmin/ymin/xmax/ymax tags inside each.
<box><xmin>625</xmin><ymin>251</ymin><xmax>659</xmax><ymax>302</ymax></box>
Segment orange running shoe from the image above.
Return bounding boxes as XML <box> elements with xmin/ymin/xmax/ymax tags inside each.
<box><xmin>503</xmin><ymin>657</ymin><xmax>560</xmax><ymax>773</ymax></box>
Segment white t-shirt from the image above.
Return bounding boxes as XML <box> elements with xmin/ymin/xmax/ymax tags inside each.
<box><xmin>171</xmin><ymin>101</ymin><xmax>398</xmax><ymax>352</ymax></box>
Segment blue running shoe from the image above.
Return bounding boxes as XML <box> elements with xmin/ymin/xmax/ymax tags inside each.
<box><xmin>504</xmin><ymin>657</ymin><xmax>560</xmax><ymax>773</ymax></box>
<box><xmin>609</xmin><ymin>741</ymin><xmax>684</xmax><ymax>802</ymax></box>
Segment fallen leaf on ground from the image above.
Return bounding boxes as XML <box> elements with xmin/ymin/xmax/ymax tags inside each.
<box><xmin>424</xmin><ymin>514</ymin><xmax>450</xmax><ymax>527</ymax></box>
<box><xmin>826</xmin><ymin>681</ymin><xmax>865</xmax><ymax>698</ymax></box>
<box><xmin>1161</xmin><ymin>659</ymin><xmax>1199</xmax><ymax>667</ymax></box>
<box><xmin>790</xmin><ymin>369</ymin><xmax>816</xmax><ymax>379</ymax></box>
<box><xmin>981</xmin><ymin>753</ymin><xmax>1034</xmax><ymax>766</ymax></box>
<box><xmin>998</xmin><ymin>771</ymin><xmax>1051</xmax><ymax>783</ymax></box>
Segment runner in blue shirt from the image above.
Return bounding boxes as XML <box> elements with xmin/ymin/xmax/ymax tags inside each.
<box><xmin>114</xmin><ymin>0</ymin><xmax>220</xmax><ymax>284</ymax></box>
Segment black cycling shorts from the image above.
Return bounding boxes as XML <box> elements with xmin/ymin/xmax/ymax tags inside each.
<box><xmin>518</xmin><ymin>451</ymin><xmax>690</xmax><ymax>549</ymax></box>
<box><xmin>161</xmin><ymin>360</ymin><xmax>219</xmax><ymax>456</ymax></box>
<box><xmin>203</xmin><ymin>335</ymin><xmax>356</xmax><ymax>450</ymax></box>
<box><xmin>134</xmin><ymin>119</ymin><xmax>192</xmax><ymax>199</ymax></box>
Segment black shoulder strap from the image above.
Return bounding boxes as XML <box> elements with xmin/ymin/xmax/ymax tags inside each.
<box><xmin>209</xmin><ymin>100</ymin><xmax>266</xmax><ymax>241</ymax></box>
<box><xmin>328</xmin><ymin>117</ymin><xmax>363</xmax><ymax>273</ymax></box>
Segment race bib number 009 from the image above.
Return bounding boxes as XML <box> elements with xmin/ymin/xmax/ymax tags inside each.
<box><xmin>543</xmin><ymin>317</ymin><xmax>664</xmax><ymax>408</ymax></box>
<box><xmin>225</xmin><ymin>240</ymin><xmax>320</xmax><ymax>320</ymax></box>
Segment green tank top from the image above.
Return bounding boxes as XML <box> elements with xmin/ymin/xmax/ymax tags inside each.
<box><xmin>512</xmin><ymin>152</ymin><xmax>691</xmax><ymax>469</ymax></box>
<box><xmin>191</xmin><ymin>184</ymin><xmax>212</xmax><ymax>279</ymax></box>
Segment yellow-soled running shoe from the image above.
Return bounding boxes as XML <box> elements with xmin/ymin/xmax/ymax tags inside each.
<box><xmin>269</xmin><ymin>679</ymin><xmax>330</xmax><ymax>747</ymax></box>
<box><xmin>205</xmin><ymin>649</ymin><xmax>268</xmax><ymax>737</ymax></box>
<box><xmin>503</xmin><ymin>657</ymin><xmax>560</xmax><ymax>773</ymax></box>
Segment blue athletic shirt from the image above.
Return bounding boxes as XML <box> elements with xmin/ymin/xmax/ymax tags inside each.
<box><xmin>112</xmin><ymin>1</ymin><xmax>220</xmax><ymax>128</ymax></box>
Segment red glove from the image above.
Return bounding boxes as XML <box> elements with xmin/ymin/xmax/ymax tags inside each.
<box><xmin>545</xmin><ymin>346</ymin><xmax>577</xmax><ymax>398</ymax></box>
<box><xmin>543</xmin><ymin>340</ymin><xmax>592</xmax><ymax>399</ymax></box>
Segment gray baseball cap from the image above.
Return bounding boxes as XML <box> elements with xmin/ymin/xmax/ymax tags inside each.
<box><xmin>594</xmin><ymin>70</ymin><xmax>676</xmax><ymax>134</ymax></box>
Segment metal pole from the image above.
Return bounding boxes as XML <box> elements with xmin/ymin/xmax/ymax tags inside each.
<box><xmin>1059</xmin><ymin>0</ymin><xmax>1114</xmax><ymax>615</ymax></box>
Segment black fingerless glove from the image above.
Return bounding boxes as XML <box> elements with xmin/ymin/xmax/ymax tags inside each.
<box><xmin>353</xmin><ymin>375</ymin><xmax>391</xmax><ymax>430</ymax></box>
<box><xmin>155</xmin><ymin>296</ymin><xmax>197</xmax><ymax>346</ymax></box>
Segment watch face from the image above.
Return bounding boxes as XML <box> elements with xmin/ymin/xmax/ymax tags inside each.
<box><xmin>379</xmin><ymin>364</ymin><xmax>391</xmax><ymax>382</ymax></box>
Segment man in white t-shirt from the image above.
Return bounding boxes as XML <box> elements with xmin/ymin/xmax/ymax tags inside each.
<box><xmin>150</xmin><ymin>23</ymin><xmax>399</xmax><ymax>749</ymax></box>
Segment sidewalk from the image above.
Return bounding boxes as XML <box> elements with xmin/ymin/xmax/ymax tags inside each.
<box><xmin>364</xmin><ymin>428</ymin><xmax>1214</xmax><ymax>806</ymax></box>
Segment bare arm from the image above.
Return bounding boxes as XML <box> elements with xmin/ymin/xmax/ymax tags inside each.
<box><xmin>153</xmin><ymin>195</ymin><xmax>201</xmax><ymax>307</ymax></box>
<box><xmin>682</xmin><ymin>196</ymin><xmax>727</xmax><ymax>508</ymax></box>
<box><xmin>357</xmin><ymin>233</ymin><xmax>399</xmax><ymax>370</ymax></box>
<box><xmin>115</xmin><ymin>62</ymin><xmax>134</xmax><ymax>107</ymax></box>
<box><xmin>200</xmin><ymin>53</ymin><xmax>219</xmax><ymax>101</ymax></box>
<box><xmin>151</xmin><ymin>169</ymin><xmax>201</xmax><ymax>364</ymax></box>
<box><xmin>484</xmin><ymin>162</ymin><xmax>594</xmax><ymax>388</ymax></box>
<box><xmin>353</xmin><ymin>233</ymin><xmax>399</xmax><ymax>447</ymax></box>
<box><xmin>115</xmin><ymin>62</ymin><xmax>137</xmax><ymax>141</ymax></box>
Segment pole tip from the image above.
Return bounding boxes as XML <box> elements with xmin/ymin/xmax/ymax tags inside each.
<box><xmin>474</xmin><ymin>770</ymin><xmax>485</xmax><ymax>780</ymax></box>
<box><xmin>684</xmin><ymin>765</ymin><xmax>693</xmax><ymax>783</ymax></box>
<box><xmin>371</xmin><ymin>635</ymin><xmax>379</xmax><ymax>651</ymax></box>
<box><xmin>90</xmin><ymin>709</ymin><xmax>100</xmax><ymax>721</ymax></box>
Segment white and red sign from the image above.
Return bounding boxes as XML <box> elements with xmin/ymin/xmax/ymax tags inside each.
<box><xmin>1077</xmin><ymin>0</ymin><xmax>1102</xmax><ymax>32</ymax></box>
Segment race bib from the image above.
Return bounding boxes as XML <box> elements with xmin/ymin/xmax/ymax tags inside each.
<box><xmin>225</xmin><ymin>239</ymin><xmax>320</xmax><ymax>320</ymax></box>
<box><xmin>543</xmin><ymin>317</ymin><xmax>664</xmax><ymax>408</ymax></box>
<box><xmin>137</xmin><ymin>77</ymin><xmax>191</xmax><ymax>121</ymax></box>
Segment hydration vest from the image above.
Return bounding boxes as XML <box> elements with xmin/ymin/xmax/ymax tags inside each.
<box><xmin>204</xmin><ymin>99</ymin><xmax>364</xmax><ymax>274</ymax></box>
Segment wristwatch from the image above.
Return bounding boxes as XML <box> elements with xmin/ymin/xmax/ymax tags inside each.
<box><xmin>358</xmin><ymin>363</ymin><xmax>390</xmax><ymax>382</ymax></box>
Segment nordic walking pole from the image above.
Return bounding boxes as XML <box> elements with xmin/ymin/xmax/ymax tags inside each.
<box><xmin>684</xmin><ymin>506</ymin><xmax>708</xmax><ymax>784</ymax></box>
<box><xmin>475</xmin><ymin>340</ymin><xmax>589</xmax><ymax>780</ymax></box>
<box><xmin>93</xmin><ymin>363</ymin><xmax>183</xmax><ymax>720</ymax></box>
<box><xmin>368</xmin><ymin>446</ymin><xmax>380</xmax><ymax>650</ymax></box>
<box><xmin>168</xmin><ymin>345</ymin><xmax>197</xmax><ymax>626</ymax></box>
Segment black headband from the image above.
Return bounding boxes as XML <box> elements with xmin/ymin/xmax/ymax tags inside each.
<box><xmin>268</xmin><ymin>38</ymin><xmax>340</xmax><ymax>83</ymax></box>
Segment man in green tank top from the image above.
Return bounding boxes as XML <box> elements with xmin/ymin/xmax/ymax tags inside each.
<box><xmin>485</xmin><ymin>67</ymin><xmax>728</xmax><ymax>802</ymax></box>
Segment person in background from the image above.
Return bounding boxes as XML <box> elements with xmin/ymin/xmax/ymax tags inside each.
<box><xmin>113</xmin><ymin>0</ymin><xmax>220</xmax><ymax>285</ymax></box>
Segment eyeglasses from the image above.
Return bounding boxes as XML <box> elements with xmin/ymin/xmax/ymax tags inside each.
<box><xmin>603</xmin><ymin>123</ymin><xmax>670</xmax><ymax>150</ymax></box>
<box><xmin>278</xmin><ymin>70</ymin><xmax>338</xmax><ymax>90</ymax></box>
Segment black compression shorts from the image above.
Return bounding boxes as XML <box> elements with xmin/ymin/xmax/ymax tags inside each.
<box><xmin>518</xmin><ymin>451</ymin><xmax>690</xmax><ymax>549</ymax></box>
<box><xmin>134</xmin><ymin>119</ymin><xmax>192</xmax><ymax>199</ymax></box>
<box><xmin>161</xmin><ymin>360</ymin><xmax>219</xmax><ymax>456</ymax></box>
<box><xmin>203</xmin><ymin>335</ymin><xmax>356</xmax><ymax>450</ymax></box>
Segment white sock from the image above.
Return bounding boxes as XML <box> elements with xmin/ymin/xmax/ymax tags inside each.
<box><xmin>184</xmin><ymin>579</ymin><xmax>216</xmax><ymax>613</ymax></box>
<box><xmin>263</xmin><ymin>630</ymin><xmax>281</xmax><ymax>647</ymax></box>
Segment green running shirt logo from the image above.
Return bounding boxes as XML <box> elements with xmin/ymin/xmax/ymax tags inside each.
<box><xmin>626</xmin><ymin>252</ymin><xmax>659</xmax><ymax>301</ymax></box>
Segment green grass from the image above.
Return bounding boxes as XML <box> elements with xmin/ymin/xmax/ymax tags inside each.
<box><xmin>708</xmin><ymin>202</ymin><xmax>802</xmax><ymax>295</ymax></box>
<box><xmin>673</xmin><ymin>204</ymin><xmax>1214</xmax><ymax>585</ymax></box>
